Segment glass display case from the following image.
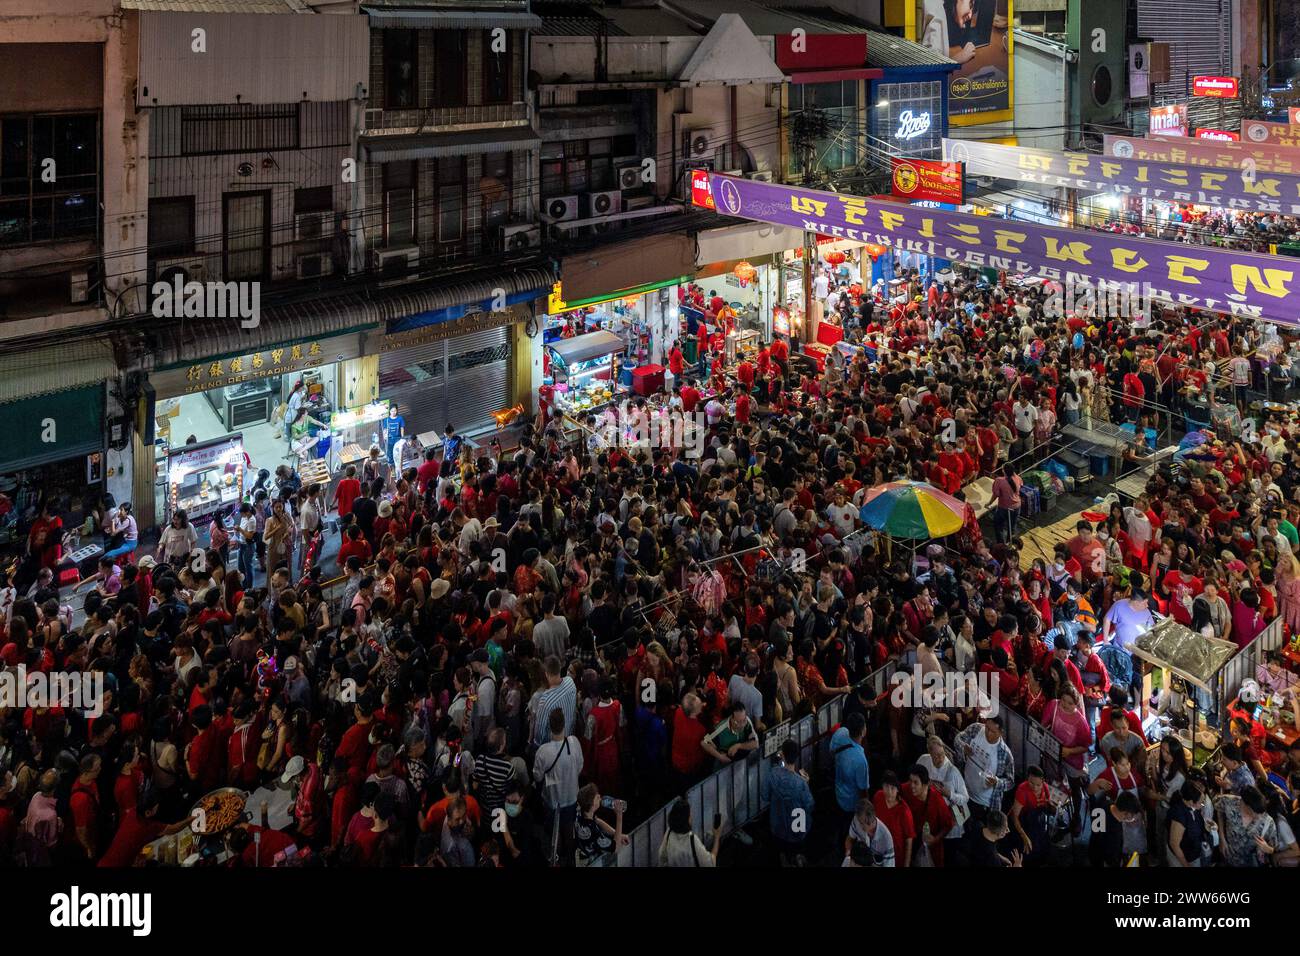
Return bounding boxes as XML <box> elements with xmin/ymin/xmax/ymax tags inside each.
<box><xmin>205</xmin><ymin>377</ymin><xmax>279</xmax><ymax>432</ymax></box>
<box><xmin>166</xmin><ymin>433</ymin><xmax>245</xmax><ymax>522</ymax></box>
<box><xmin>546</xmin><ymin>330</ymin><xmax>626</xmax><ymax>415</ymax></box>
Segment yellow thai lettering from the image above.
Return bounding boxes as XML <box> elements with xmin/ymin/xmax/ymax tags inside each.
<box><xmin>1111</xmin><ymin>248</ymin><xmax>1148</xmax><ymax>273</ymax></box>
<box><xmin>1166</xmin><ymin>255</ymin><xmax>1210</xmax><ymax>284</ymax></box>
<box><xmin>1199</xmin><ymin>172</ymin><xmax>1228</xmax><ymax>191</ymax></box>
<box><xmin>1066</xmin><ymin>155</ymin><xmax>1091</xmax><ymax>176</ymax></box>
<box><xmin>1159</xmin><ymin>167</ymin><xmax>1189</xmax><ymax>187</ymax></box>
<box><xmin>791</xmin><ymin>196</ymin><xmax>827</xmax><ymax>216</ymax></box>
<box><xmin>1020</xmin><ymin>155</ymin><xmax>1052</xmax><ymax>172</ymax></box>
<box><xmin>1230</xmin><ymin>264</ymin><xmax>1293</xmax><ymax>299</ymax></box>
<box><xmin>919</xmin><ymin>218</ymin><xmax>936</xmax><ymax>239</ymax></box>
<box><xmin>949</xmin><ymin>222</ymin><xmax>981</xmax><ymax>246</ymax></box>
<box><xmin>993</xmin><ymin>229</ymin><xmax>1026</xmax><ymax>253</ymax></box>
<box><xmin>1244</xmin><ymin>178</ymin><xmax>1282</xmax><ymax>197</ymax></box>
<box><xmin>1043</xmin><ymin>238</ymin><xmax>1092</xmax><ymax>265</ymax></box>
<box><xmin>879</xmin><ymin>211</ymin><xmax>906</xmax><ymax>231</ymax></box>
<box><xmin>1100</xmin><ymin>162</ymin><xmax>1123</xmax><ymax>179</ymax></box>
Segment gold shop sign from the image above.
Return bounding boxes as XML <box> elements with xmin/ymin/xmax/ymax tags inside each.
<box><xmin>151</xmin><ymin>332</ymin><xmax>365</xmax><ymax>399</ymax></box>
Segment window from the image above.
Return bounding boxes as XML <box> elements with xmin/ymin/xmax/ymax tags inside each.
<box><xmin>788</xmin><ymin>81</ymin><xmax>859</xmax><ymax>174</ymax></box>
<box><xmin>180</xmin><ymin>104</ymin><xmax>297</xmax><ymax>155</ymax></box>
<box><xmin>383</xmin><ymin>161</ymin><xmax>416</xmax><ymax>246</ymax></box>
<box><xmin>482</xmin><ymin>30</ymin><xmax>512</xmax><ymax>105</ymax></box>
<box><xmin>875</xmin><ymin>80</ymin><xmax>944</xmax><ymax>160</ymax></box>
<box><xmin>436</xmin><ymin>157</ymin><xmax>464</xmax><ymax>244</ymax></box>
<box><xmin>384</xmin><ymin>30</ymin><xmax>419</xmax><ymax>110</ymax></box>
<box><xmin>0</xmin><ymin>112</ymin><xmax>99</xmax><ymax>246</ymax></box>
<box><xmin>434</xmin><ymin>30</ymin><xmax>468</xmax><ymax>108</ymax></box>
<box><xmin>480</xmin><ymin>152</ymin><xmax>511</xmax><ymax>236</ymax></box>
<box><xmin>148</xmin><ymin>197</ymin><xmax>195</xmax><ymax>256</ymax></box>
<box><xmin>294</xmin><ymin>186</ymin><xmax>333</xmax><ymax>215</ymax></box>
<box><xmin>539</xmin><ymin>136</ymin><xmax>641</xmax><ymax>198</ymax></box>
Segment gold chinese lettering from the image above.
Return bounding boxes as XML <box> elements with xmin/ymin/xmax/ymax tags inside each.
<box><xmin>251</xmin><ymin>353</ymin><xmax>264</xmax><ymax>369</ymax></box>
<box><xmin>291</xmin><ymin>345</ymin><xmax>303</xmax><ymax>361</ymax></box>
<box><xmin>186</xmin><ymin>366</ymin><xmax>202</xmax><ymax>382</ymax></box>
<box><xmin>993</xmin><ymin>229</ymin><xmax>1026</xmax><ymax>253</ymax></box>
<box><xmin>271</xmin><ymin>349</ymin><xmax>284</xmax><ymax>364</ymax></box>
<box><xmin>229</xmin><ymin>357</ymin><xmax>244</xmax><ymax>374</ymax></box>
<box><xmin>308</xmin><ymin>342</ymin><xmax>322</xmax><ymax>357</ymax></box>
<box><xmin>209</xmin><ymin>360</ymin><xmax>223</xmax><ymax>377</ymax></box>
<box><xmin>1111</xmin><ymin>249</ymin><xmax>1148</xmax><ymax>273</ymax></box>
<box><xmin>842</xmin><ymin>197</ymin><xmax>869</xmax><ymax>226</ymax></box>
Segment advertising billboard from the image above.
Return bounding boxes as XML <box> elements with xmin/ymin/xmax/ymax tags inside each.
<box><xmin>916</xmin><ymin>0</ymin><xmax>1014</xmax><ymax>126</ymax></box>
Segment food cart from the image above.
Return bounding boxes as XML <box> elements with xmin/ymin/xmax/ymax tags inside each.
<box><xmin>164</xmin><ymin>433</ymin><xmax>245</xmax><ymax>523</ymax></box>
<box><xmin>546</xmin><ymin>330</ymin><xmax>626</xmax><ymax>419</ymax></box>
<box><xmin>1129</xmin><ymin>618</ymin><xmax>1240</xmax><ymax>767</ymax></box>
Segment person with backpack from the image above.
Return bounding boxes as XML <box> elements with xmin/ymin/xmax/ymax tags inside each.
<box><xmin>532</xmin><ymin>707</ymin><xmax>583</xmax><ymax>865</ymax></box>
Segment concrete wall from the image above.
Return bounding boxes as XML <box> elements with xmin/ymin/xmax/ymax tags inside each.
<box><xmin>1013</xmin><ymin>34</ymin><xmax>1068</xmax><ymax>150</ymax></box>
<box><xmin>656</xmin><ymin>84</ymin><xmax>780</xmax><ymax>198</ymax></box>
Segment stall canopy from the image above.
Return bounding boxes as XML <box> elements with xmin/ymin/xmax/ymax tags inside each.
<box><xmin>549</xmin><ymin>330</ymin><xmax>624</xmax><ymax>367</ymax></box>
<box><xmin>1130</xmin><ymin>617</ymin><xmax>1240</xmax><ymax>692</ymax></box>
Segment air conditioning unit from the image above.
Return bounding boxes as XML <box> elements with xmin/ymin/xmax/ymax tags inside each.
<box><xmin>542</xmin><ymin>195</ymin><xmax>580</xmax><ymax>223</ymax></box>
<box><xmin>371</xmin><ymin>245</ymin><xmax>419</xmax><ymax>275</ymax></box>
<box><xmin>587</xmin><ymin>190</ymin><xmax>622</xmax><ymax>218</ymax></box>
<box><xmin>295</xmin><ymin>211</ymin><xmax>329</xmax><ymax>242</ymax></box>
<box><xmin>684</xmin><ymin>127</ymin><xmax>716</xmax><ymax>159</ymax></box>
<box><xmin>624</xmin><ymin>195</ymin><xmax>654</xmax><ymax>211</ymax></box>
<box><xmin>500</xmin><ymin>223</ymin><xmax>540</xmax><ymax>251</ymax></box>
<box><xmin>69</xmin><ymin>269</ymin><xmax>91</xmax><ymax>304</ymax></box>
<box><xmin>296</xmin><ymin>251</ymin><xmax>334</xmax><ymax>280</ymax></box>
<box><xmin>746</xmin><ymin>170</ymin><xmax>774</xmax><ymax>183</ymax></box>
<box><xmin>154</xmin><ymin>254</ymin><xmax>207</xmax><ymax>285</ymax></box>
<box><xmin>617</xmin><ymin>165</ymin><xmax>642</xmax><ymax>191</ymax></box>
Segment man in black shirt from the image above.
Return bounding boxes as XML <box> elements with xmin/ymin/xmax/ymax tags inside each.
<box><xmin>350</xmin><ymin>481</ymin><xmax>380</xmax><ymax>549</ymax></box>
<box><xmin>966</xmin><ymin>809</ymin><xmax>1021</xmax><ymax>867</ymax></box>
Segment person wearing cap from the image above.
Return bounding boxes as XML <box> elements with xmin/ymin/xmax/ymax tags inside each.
<box><xmin>283</xmin><ymin>656</ymin><xmax>311</xmax><ymax>710</ymax></box>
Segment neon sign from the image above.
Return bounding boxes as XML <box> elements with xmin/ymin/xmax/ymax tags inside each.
<box><xmin>895</xmin><ymin>109</ymin><xmax>932</xmax><ymax>141</ymax></box>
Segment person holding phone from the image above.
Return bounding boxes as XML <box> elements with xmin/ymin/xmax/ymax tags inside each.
<box><xmin>573</xmin><ymin>783</ymin><xmax>627</xmax><ymax>866</ymax></box>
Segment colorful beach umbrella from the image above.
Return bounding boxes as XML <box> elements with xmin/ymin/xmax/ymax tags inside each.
<box><xmin>857</xmin><ymin>481</ymin><xmax>966</xmax><ymax>540</ymax></box>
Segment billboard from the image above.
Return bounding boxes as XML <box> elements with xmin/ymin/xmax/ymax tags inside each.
<box><xmin>890</xmin><ymin>157</ymin><xmax>966</xmax><ymax>204</ymax></box>
<box><xmin>944</xmin><ymin>138</ymin><xmax>1300</xmax><ymax>216</ymax></box>
<box><xmin>1243</xmin><ymin>119</ymin><xmax>1300</xmax><ymax>148</ymax></box>
<box><xmin>916</xmin><ymin>0</ymin><xmax>1014</xmax><ymax>126</ymax></box>
<box><xmin>706</xmin><ymin>172</ymin><xmax>1300</xmax><ymax>325</ymax></box>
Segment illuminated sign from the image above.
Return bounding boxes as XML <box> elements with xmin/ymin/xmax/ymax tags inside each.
<box><xmin>890</xmin><ymin>158</ymin><xmax>965</xmax><ymax>205</ymax></box>
<box><xmin>895</xmin><ymin>109</ymin><xmax>932</xmax><ymax>141</ymax></box>
<box><xmin>1196</xmin><ymin>128</ymin><xmax>1240</xmax><ymax>142</ymax></box>
<box><xmin>1149</xmin><ymin>104</ymin><xmax>1188</xmax><ymax>137</ymax></box>
<box><xmin>1192</xmin><ymin>75</ymin><xmax>1239</xmax><ymax>98</ymax></box>
<box><xmin>689</xmin><ymin>168</ymin><xmax>715</xmax><ymax>210</ymax></box>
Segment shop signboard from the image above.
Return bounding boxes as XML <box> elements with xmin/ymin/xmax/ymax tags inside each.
<box><xmin>1103</xmin><ymin>134</ymin><xmax>1300</xmax><ymax>174</ymax></box>
<box><xmin>1148</xmin><ymin>103</ymin><xmax>1188</xmax><ymax>137</ymax></box>
<box><xmin>2</xmin><ymin>384</ymin><xmax>104</xmax><ymax>473</ymax></box>
<box><xmin>1192</xmin><ymin>75</ymin><xmax>1239</xmax><ymax>98</ymax></box>
<box><xmin>150</xmin><ymin>332</ymin><xmax>365</xmax><ymax>399</ymax></box>
<box><xmin>891</xmin><ymin>157</ymin><xmax>965</xmax><ymax>205</ymax></box>
<box><xmin>705</xmin><ymin>172</ymin><xmax>1300</xmax><ymax>327</ymax></box>
<box><xmin>916</xmin><ymin>0</ymin><xmax>1014</xmax><ymax>126</ymax></box>
<box><xmin>1243</xmin><ymin>119</ymin><xmax>1300</xmax><ymax>148</ymax></box>
<box><xmin>1291</xmin><ymin>107</ymin><xmax>1300</xmax><ymax>126</ymax></box>
<box><xmin>689</xmin><ymin>168</ymin><xmax>715</xmax><ymax>210</ymax></box>
<box><xmin>943</xmin><ymin>138</ymin><xmax>1300</xmax><ymax>217</ymax></box>
<box><xmin>1196</xmin><ymin>128</ymin><xmax>1240</xmax><ymax>142</ymax></box>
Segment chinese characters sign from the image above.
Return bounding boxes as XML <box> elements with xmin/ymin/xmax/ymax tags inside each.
<box><xmin>706</xmin><ymin>172</ymin><xmax>1300</xmax><ymax>325</ymax></box>
<box><xmin>150</xmin><ymin>332</ymin><xmax>365</xmax><ymax>399</ymax></box>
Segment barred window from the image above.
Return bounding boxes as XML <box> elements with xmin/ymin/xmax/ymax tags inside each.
<box><xmin>180</xmin><ymin>104</ymin><xmax>299</xmax><ymax>156</ymax></box>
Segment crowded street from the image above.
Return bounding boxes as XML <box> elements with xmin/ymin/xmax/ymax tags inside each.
<box><xmin>3</xmin><ymin>1</ymin><xmax>1300</xmax><ymax>935</ymax></box>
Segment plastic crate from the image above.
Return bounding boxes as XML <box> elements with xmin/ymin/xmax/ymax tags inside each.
<box><xmin>1020</xmin><ymin>485</ymin><xmax>1041</xmax><ymax>516</ymax></box>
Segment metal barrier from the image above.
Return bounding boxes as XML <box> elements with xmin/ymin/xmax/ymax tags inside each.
<box><xmin>1217</xmin><ymin>615</ymin><xmax>1287</xmax><ymax>713</ymax></box>
<box><xmin>616</xmin><ymin>660</ymin><xmax>898</xmax><ymax>867</ymax></box>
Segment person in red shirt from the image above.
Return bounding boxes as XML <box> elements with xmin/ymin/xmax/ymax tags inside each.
<box><xmin>668</xmin><ymin>343</ymin><xmax>685</xmax><ymax>379</ymax></box>
<box><xmin>415</xmin><ymin>450</ymin><xmax>440</xmax><ymax>497</ymax></box>
<box><xmin>873</xmin><ymin>773</ymin><xmax>916</xmax><ymax>868</ymax></box>
<box><xmin>670</xmin><ymin>693</ymin><xmax>710</xmax><ymax>783</ymax></box>
<box><xmin>68</xmin><ymin>754</ymin><xmax>102</xmax><ymax>862</ymax></box>
<box><xmin>902</xmin><ymin>765</ymin><xmax>955</xmax><ymax>866</ymax></box>
<box><xmin>185</xmin><ymin>705</ymin><xmax>225</xmax><ymax>794</ymax></box>
<box><xmin>679</xmin><ymin>383</ymin><xmax>701</xmax><ymax>414</ymax></box>
<box><xmin>734</xmin><ymin>390</ymin><xmax>752</xmax><ymax>425</ymax></box>
<box><xmin>335</xmin><ymin>699</ymin><xmax>375</xmax><ymax>787</ymax></box>
<box><xmin>332</xmin><ymin>465</ymin><xmax>362</xmax><ymax>523</ymax></box>
<box><xmin>113</xmin><ymin>740</ymin><xmax>145</xmax><ymax>821</ymax></box>
<box><xmin>423</xmin><ymin>775</ymin><xmax>482</xmax><ymax>836</ymax></box>
<box><xmin>98</xmin><ymin>793</ymin><xmax>186</xmax><ymax>868</ymax></box>
<box><xmin>736</xmin><ymin>359</ymin><xmax>755</xmax><ymax>391</ymax></box>
<box><xmin>337</xmin><ymin>525</ymin><xmax>372</xmax><ymax>571</ymax></box>
<box><xmin>756</xmin><ymin>345</ymin><xmax>771</xmax><ymax>376</ymax></box>
<box><xmin>230</xmin><ymin>821</ymin><xmax>296</xmax><ymax>867</ymax></box>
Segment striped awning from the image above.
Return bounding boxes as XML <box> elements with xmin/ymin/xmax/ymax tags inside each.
<box><xmin>0</xmin><ymin>338</ymin><xmax>118</xmax><ymax>404</ymax></box>
<box><xmin>362</xmin><ymin>7</ymin><xmax>542</xmax><ymax>29</ymax></box>
<box><xmin>362</xmin><ymin>125</ymin><xmax>540</xmax><ymax>162</ymax></box>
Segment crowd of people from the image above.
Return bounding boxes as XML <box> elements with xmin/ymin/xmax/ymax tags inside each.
<box><xmin>1102</xmin><ymin>206</ymin><xmax>1300</xmax><ymax>255</ymax></box>
<box><xmin>1</xmin><ymin>259</ymin><xmax>1299</xmax><ymax>870</ymax></box>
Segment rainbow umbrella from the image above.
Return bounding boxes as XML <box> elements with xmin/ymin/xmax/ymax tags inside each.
<box><xmin>857</xmin><ymin>481</ymin><xmax>966</xmax><ymax>540</ymax></box>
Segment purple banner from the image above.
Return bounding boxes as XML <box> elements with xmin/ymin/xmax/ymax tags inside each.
<box><xmin>943</xmin><ymin>138</ymin><xmax>1300</xmax><ymax>216</ymax></box>
<box><xmin>706</xmin><ymin>173</ymin><xmax>1300</xmax><ymax>325</ymax></box>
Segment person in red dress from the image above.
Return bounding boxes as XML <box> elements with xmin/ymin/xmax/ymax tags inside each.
<box><xmin>585</xmin><ymin>679</ymin><xmax>624</xmax><ymax>798</ymax></box>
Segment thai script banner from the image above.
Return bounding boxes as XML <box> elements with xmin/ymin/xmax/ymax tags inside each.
<box><xmin>705</xmin><ymin>172</ymin><xmax>1300</xmax><ymax>325</ymax></box>
<box><xmin>1243</xmin><ymin>119</ymin><xmax>1300</xmax><ymax>149</ymax></box>
<box><xmin>1102</xmin><ymin>134</ymin><xmax>1300</xmax><ymax>174</ymax></box>
<box><xmin>943</xmin><ymin>138</ymin><xmax>1300</xmax><ymax>216</ymax></box>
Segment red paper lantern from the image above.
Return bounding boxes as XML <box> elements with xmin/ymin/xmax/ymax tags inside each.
<box><xmin>825</xmin><ymin>250</ymin><xmax>847</xmax><ymax>267</ymax></box>
<box><xmin>733</xmin><ymin>260</ymin><xmax>758</xmax><ymax>283</ymax></box>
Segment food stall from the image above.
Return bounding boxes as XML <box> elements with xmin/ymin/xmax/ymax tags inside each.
<box><xmin>545</xmin><ymin>330</ymin><xmax>626</xmax><ymax>418</ymax></box>
<box><xmin>164</xmin><ymin>433</ymin><xmax>245</xmax><ymax>522</ymax></box>
<box><xmin>1130</xmin><ymin>617</ymin><xmax>1240</xmax><ymax>767</ymax></box>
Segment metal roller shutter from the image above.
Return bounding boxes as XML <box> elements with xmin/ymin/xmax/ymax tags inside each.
<box><xmin>379</xmin><ymin>340</ymin><xmax>446</xmax><ymax>441</ymax></box>
<box><xmin>1137</xmin><ymin>1</ymin><xmax>1239</xmax><ymax>133</ymax></box>
<box><xmin>445</xmin><ymin>326</ymin><xmax>511</xmax><ymax>437</ymax></box>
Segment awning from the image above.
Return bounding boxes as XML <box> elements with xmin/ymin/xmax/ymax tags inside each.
<box><xmin>0</xmin><ymin>338</ymin><xmax>117</xmax><ymax>404</ymax></box>
<box><xmin>1130</xmin><ymin>617</ymin><xmax>1240</xmax><ymax>691</ymax></box>
<box><xmin>788</xmin><ymin>68</ymin><xmax>883</xmax><ymax>84</ymax></box>
<box><xmin>387</xmin><ymin>265</ymin><xmax>555</xmax><ymax>332</ymax></box>
<box><xmin>362</xmin><ymin>125</ymin><xmax>541</xmax><ymax>162</ymax></box>
<box><xmin>147</xmin><ymin>265</ymin><xmax>555</xmax><ymax>370</ymax></box>
<box><xmin>548</xmin><ymin>330</ymin><xmax>624</xmax><ymax>366</ymax></box>
<box><xmin>362</xmin><ymin>7</ymin><xmax>542</xmax><ymax>29</ymax></box>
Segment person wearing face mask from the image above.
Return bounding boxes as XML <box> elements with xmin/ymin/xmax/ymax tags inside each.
<box><xmin>497</xmin><ymin>782</ymin><xmax>541</xmax><ymax>867</ymax></box>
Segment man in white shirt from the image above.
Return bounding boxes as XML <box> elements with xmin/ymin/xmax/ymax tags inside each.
<box><xmin>826</xmin><ymin>488</ymin><xmax>858</xmax><ymax>538</ymax></box>
<box><xmin>455</xmin><ymin>509</ymin><xmax>483</xmax><ymax>553</ymax></box>
<box><xmin>296</xmin><ymin>484</ymin><xmax>322</xmax><ymax>577</ymax></box>
<box><xmin>1012</xmin><ymin>397</ymin><xmax>1039</xmax><ymax>460</ymax></box>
